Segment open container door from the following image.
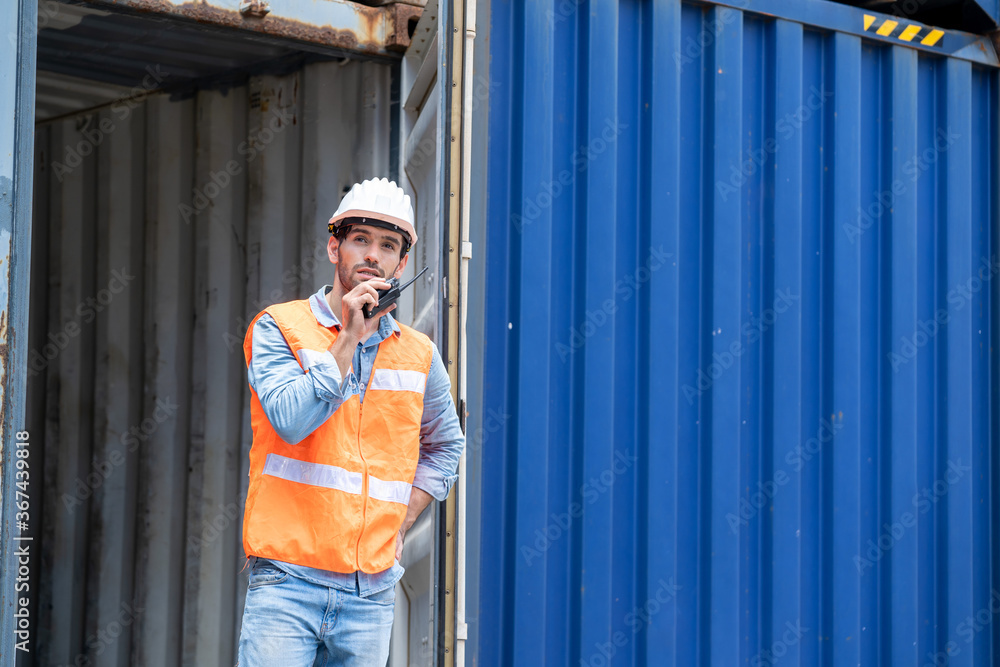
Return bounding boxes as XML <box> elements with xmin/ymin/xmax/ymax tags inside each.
<box><xmin>391</xmin><ymin>0</ymin><xmax>471</xmax><ymax>664</ymax></box>
<box><xmin>22</xmin><ymin>1</ymin><xmax>431</xmax><ymax>664</ymax></box>
<box><xmin>390</xmin><ymin>1</ymin><xmax>447</xmax><ymax>665</ymax></box>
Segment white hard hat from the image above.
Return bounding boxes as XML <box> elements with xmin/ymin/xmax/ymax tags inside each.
<box><xmin>327</xmin><ymin>178</ymin><xmax>417</xmax><ymax>251</ymax></box>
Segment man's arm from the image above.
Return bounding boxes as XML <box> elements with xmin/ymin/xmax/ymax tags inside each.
<box><xmin>396</xmin><ymin>487</ymin><xmax>434</xmax><ymax>560</ymax></box>
<box><xmin>248</xmin><ymin>314</ymin><xmax>357</xmax><ymax>444</ymax></box>
<box><xmin>396</xmin><ymin>343</ymin><xmax>465</xmax><ymax>557</ymax></box>
<box><xmin>413</xmin><ymin>344</ymin><xmax>465</xmax><ymax>499</ymax></box>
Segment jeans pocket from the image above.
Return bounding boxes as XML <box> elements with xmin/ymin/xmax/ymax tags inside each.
<box><xmin>364</xmin><ymin>585</ymin><xmax>396</xmax><ymax>607</ymax></box>
<box><xmin>248</xmin><ymin>564</ymin><xmax>288</xmax><ymax>590</ymax></box>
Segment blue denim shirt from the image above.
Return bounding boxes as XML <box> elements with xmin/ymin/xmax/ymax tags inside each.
<box><xmin>247</xmin><ymin>284</ymin><xmax>464</xmax><ymax>596</ymax></box>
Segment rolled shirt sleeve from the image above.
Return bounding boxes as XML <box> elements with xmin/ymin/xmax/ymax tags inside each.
<box><xmin>248</xmin><ymin>314</ymin><xmax>357</xmax><ymax>445</ymax></box>
<box><xmin>411</xmin><ymin>344</ymin><xmax>465</xmax><ymax>501</ymax></box>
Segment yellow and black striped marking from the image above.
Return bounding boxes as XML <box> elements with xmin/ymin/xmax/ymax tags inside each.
<box><xmin>863</xmin><ymin>14</ymin><xmax>945</xmax><ymax>46</ymax></box>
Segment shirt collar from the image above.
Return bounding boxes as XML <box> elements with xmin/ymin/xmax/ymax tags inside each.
<box><xmin>308</xmin><ymin>284</ymin><xmax>401</xmax><ymax>338</ymax></box>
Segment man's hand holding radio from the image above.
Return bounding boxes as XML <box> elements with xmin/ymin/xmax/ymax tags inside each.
<box><xmin>329</xmin><ymin>278</ymin><xmax>396</xmax><ymax>380</ymax></box>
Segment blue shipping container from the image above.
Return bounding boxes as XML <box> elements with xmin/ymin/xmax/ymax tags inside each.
<box><xmin>472</xmin><ymin>0</ymin><xmax>1000</xmax><ymax>665</ymax></box>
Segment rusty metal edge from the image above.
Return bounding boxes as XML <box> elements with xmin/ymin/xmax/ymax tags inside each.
<box><xmin>386</xmin><ymin>3</ymin><xmax>424</xmax><ymax>51</ymax></box>
<box><xmin>70</xmin><ymin>0</ymin><xmax>421</xmax><ymax>60</ymax></box>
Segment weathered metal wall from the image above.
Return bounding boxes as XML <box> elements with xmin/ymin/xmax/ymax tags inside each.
<box><xmin>476</xmin><ymin>0</ymin><xmax>999</xmax><ymax>665</ymax></box>
<box><xmin>0</xmin><ymin>0</ymin><xmax>37</xmax><ymax>662</ymax></box>
<box><xmin>24</xmin><ymin>59</ymin><xmax>424</xmax><ymax>667</ymax></box>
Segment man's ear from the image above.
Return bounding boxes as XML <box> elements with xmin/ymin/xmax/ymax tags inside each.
<box><xmin>392</xmin><ymin>252</ymin><xmax>409</xmax><ymax>280</ymax></box>
<box><xmin>327</xmin><ymin>235</ymin><xmax>339</xmax><ymax>265</ymax></box>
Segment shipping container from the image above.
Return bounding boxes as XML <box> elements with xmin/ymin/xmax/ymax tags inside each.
<box><xmin>470</xmin><ymin>0</ymin><xmax>1000</xmax><ymax>665</ymax></box>
<box><xmin>2</xmin><ymin>0</ymin><xmax>476</xmax><ymax>665</ymax></box>
<box><xmin>4</xmin><ymin>0</ymin><xmax>1000</xmax><ymax>665</ymax></box>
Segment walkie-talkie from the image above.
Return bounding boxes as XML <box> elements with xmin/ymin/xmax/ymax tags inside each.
<box><xmin>363</xmin><ymin>266</ymin><xmax>430</xmax><ymax>318</ymax></box>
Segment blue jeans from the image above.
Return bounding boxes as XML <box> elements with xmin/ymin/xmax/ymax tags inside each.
<box><xmin>237</xmin><ymin>558</ymin><xmax>396</xmax><ymax>666</ymax></box>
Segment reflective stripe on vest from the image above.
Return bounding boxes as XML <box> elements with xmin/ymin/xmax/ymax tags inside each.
<box><xmin>370</xmin><ymin>368</ymin><xmax>427</xmax><ymax>393</ymax></box>
<box><xmin>263</xmin><ymin>453</ymin><xmax>363</xmax><ymax>494</ymax></box>
<box><xmin>367</xmin><ymin>475</ymin><xmax>413</xmax><ymax>505</ymax></box>
<box><xmin>241</xmin><ymin>298</ymin><xmax>433</xmax><ymax>574</ymax></box>
<box><xmin>263</xmin><ymin>452</ymin><xmax>413</xmax><ymax>507</ymax></box>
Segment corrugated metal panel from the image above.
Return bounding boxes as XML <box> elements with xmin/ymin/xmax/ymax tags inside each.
<box><xmin>477</xmin><ymin>0</ymin><xmax>999</xmax><ymax>665</ymax></box>
<box><xmin>25</xmin><ymin>59</ymin><xmax>410</xmax><ymax>666</ymax></box>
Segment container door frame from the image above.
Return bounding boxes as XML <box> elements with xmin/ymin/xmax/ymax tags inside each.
<box><xmin>0</xmin><ymin>0</ymin><xmax>37</xmax><ymax>660</ymax></box>
<box><xmin>397</xmin><ymin>0</ymin><xmax>464</xmax><ymax>664</ymax></box>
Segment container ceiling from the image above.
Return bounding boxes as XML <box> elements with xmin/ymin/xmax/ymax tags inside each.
<box><xmin>34</xmin><ymin>0</ymin><xmax>411</xmax><ymax>121</ymax></box>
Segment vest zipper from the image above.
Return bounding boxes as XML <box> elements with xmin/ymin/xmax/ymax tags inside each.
<box><xmin>355</xmin><ymin>344</ymin><xmax>379</xmax><ymax>570</ymax></box>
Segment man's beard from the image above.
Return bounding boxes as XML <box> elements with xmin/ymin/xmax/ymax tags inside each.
<box><xmin>338</xmin><ymin>260</ymin><xmax>390</xmax><ymax>291</ymax></box>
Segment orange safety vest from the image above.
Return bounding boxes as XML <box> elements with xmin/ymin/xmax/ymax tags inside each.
<box><xmin>241</xmin><ymin>298</ymin><xmax>433</xmax><ymax>573</ymax></box>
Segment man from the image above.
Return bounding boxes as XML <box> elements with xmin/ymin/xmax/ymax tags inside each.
<box><xmin>237</xmin><ymin>178</ymin><xmax>464</xmax><ymax>666</ymax></box>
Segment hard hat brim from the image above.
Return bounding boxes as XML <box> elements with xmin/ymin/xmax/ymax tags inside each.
<box><xmin>328</xmin><ymin>209</ymin><xmax>418</xmax><ymax>247</ymax></box>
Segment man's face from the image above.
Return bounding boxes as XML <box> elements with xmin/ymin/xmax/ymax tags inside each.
<box><xmin>333</xmin><ymin>224</ymin><xmax>408</xmax><ymax>291</ymax></box>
